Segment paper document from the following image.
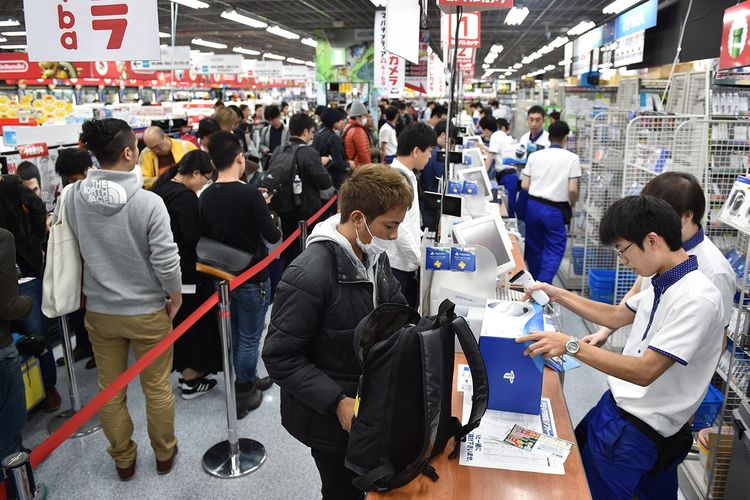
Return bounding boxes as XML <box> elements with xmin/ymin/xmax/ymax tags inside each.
<box><xmin>457</xmin><ymin>364</ymin><xmax>472</xmax><ymax>393</ymax></box>
<box><xmin>181</xmin><ymin>284</ymin><xmax>197</xmax><ymax>295</ymax></box>
<box><xmin>459</xmin><ymin>395</ymin><xmax>566</xmax><ymax>474</ymax></box>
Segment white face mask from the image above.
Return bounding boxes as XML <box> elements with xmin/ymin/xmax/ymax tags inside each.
<box><xmin>359</xmin><ymin>117</ymin><xmax>368</xmax><ymax>126</ymax></box>
<box><xmin>355</xmin><ymin>216</ymin><xmax>391</xmax><ymax>258</ymax></box>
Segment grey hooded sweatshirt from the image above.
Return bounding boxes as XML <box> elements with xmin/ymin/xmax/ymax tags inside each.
<box><xmin>63</xmin><ymin>169</ymin><xmax>181</xmax><ymax>316</ymax></box>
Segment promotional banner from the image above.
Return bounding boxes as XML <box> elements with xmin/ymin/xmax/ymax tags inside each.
<box><xmin>191</xmin><ymin>54</ymin><xmax>244</xmax><ymax>75</ymax></box>
<box><xmin>23</xmin><ymin>0</ymin><xmax>160</xmax><ymax>62</ymax></box>
<box><xmin>615</xmin><ymin>0</ymin><xmax>657</xmax><ymax>40</ymax></box>
<box><xmin>385</xmin><ymin>0</ymin><xmax>420</xmax><ymax>64</ymax></box>
<box><xmin>405</xmin><ymin>31</ymin><xmax>430</xmax><ymax>93</ymax></box>
<box><xmin>437</xmin><ymin>0</ymin><xmax>513</xmax><ymax>13</ymax></box>
<box><xmin>132</xmin><ymin>46</ymin><xmax>191</xmax><ymax>72</ymax></box>
<box><xmin>315</xmin><ymin>28</ymin><xmax>374</xmax><ymax>83</ymax></box>
<box><xmin>720</xmin><ymin>0</ymin><xmax>750</xmax><ymax>70</ymax></box>
<box><xmin>374</xmin><ymin>11</ymin><xmax>404</xmax><ymax>94</ymax></box>
<box><xmin>614</xmin><ymin>31</ymin><xmax>646</xmax><ymax>67</ymax></box>
<box><xmin>427</xmin><ymin>50</ymin><xmax>446</xmax><ymax>96</ymax></box>
<box><xmin>444</xmin><ymin>12</ymin><xmax>482</xmax><ymax>49</ymax></box>
<box><xmin>246</xmin><ymin>60</ymin><xmax>285</xmax><ymax>79</ymax></box>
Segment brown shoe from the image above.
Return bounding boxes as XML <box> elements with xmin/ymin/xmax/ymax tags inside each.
<box><xmin>41</xmin><ymin>386</ymin><xmax>62</xmax><ymax>413</ymax></box>
<box><xmin>156</xmin><ymin>446</ymin><xmax>178</xmax><ymax>475</ymax></box>
<box><xmin>116</xmin><ymin>458</ymin><xmax>136</xmax><ymax>481</ymax></box>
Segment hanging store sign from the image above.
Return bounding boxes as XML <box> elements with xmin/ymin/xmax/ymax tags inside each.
<box><xmin>281</xmin><ymin>65</ymin><xmax>312</xmax><ymax>80</ymax></box>
<box><xmin>374</xmin><ymin>10</ymin><xmax>405</xmax><ymax>94</ymax></box>
<box><xmin>247</xmin><ymin>60</ymin><xmax>285</xmax><ymax>79</ymax></box>
<box><xmin>615</xmin><ymin>0</ymin><xmax>658</xmax><ymax>40</ymax></box>
<box><xmin>614</xmin><ymin>30</ymin><xmax>645</xmax><ymax>67</ymax></box>
<box><xmin>385</xmin><ymin>0</ymin><xmax>420</xmax><ymax>64</ymax></box>
<box><xmin>720</xmin><ymin>0</ymin><xmax>750</xmax><ymax>70</ymax></box>
<box><xmin>437</xmin><ymin>0</ymin><xmax>513</xmax><ymax>13</ymax></box>
<box><xmin>23</xmin><ymin>0</ymin><xmax>160</xmax><ymax>62</ymax></box>
<box><xmin>444</xmin><ymin>12</ymin><xmax>482</xmax><ymax>49</ymax></box>
<box><xmin>427</xmin><ymin>49</ymin><xmax>446</xmax><ymax>96</ymax></box>
<box><xmin>18</xmin><ymin>142</ymin><xmax>49</xmax><ymax>159</ymax></box>
<box><xmin>132</xmin><ymin>46</ymin><xmax>191</xmax><ymax>72</ymax></box>
<box><xmin>405</xmin><ymin>31</ymin><xmax>430</xmax><ymax>93</ymax></box>
<box><xmin>191</xmin><ymin>54</ymin><xmax>244</xmax><ymax>75</ymax></box>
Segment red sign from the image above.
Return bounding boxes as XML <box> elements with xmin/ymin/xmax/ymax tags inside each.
<box><xmin>448</xmin><ymin>12</ymin><xmax>481</xmax><ymax>49</ymax></box>
<box><xmin>720</xmin><ymin>1</ymin><xmax>750</xmax><ymax>70</ymax></box>
<box><xmin>18</xmin><ymin>142</ymin><xmax>50</xmax><ymax>159</ymax></box>
<box><xmin>438</xmin><ymin>0</ymin><xmax>512</xmax><ymax>13</ymax></box>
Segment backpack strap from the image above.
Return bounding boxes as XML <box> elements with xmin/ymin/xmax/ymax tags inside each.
<box><xmin>449</xmin><ymin>315</ymin><xmax>489</xmax><ymax>457</ymax></box>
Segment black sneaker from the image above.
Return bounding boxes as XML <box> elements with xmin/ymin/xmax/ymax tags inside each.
<box><xmin>180</xmin><ymin>377</ymin><xmax>217</xmax><ymax>400</ymax></box>
<box><xmin>255</xmin><ymin>376</ymin><xmax>273</xmax><ymax>391</ymax></box>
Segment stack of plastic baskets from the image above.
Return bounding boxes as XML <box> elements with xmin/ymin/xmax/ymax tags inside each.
<box><xmin>692</xmin><ymin>384</ymin><xmax>724</xmax><ymax>432</ymax></box>
<box><xmin>588</xmin><ymin>269</ymin><xmax>616</xmax><ymax>304</ymax></box>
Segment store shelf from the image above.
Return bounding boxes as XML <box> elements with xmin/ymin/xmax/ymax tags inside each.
<box><xmin>626</xmin><ymin>162</ymin><xmax>661</xmax><ymax>177</ymax></box>
<box><xmin>678</xmin><ymin>457</ymin><xmax>708</xmax><ymax>500</ymax></box>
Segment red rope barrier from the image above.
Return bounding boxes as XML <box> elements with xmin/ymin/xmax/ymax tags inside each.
<box><xmin>24</xmin><ymin>196</ymin><xmax>338</xmax><ymax>471</ymax></box>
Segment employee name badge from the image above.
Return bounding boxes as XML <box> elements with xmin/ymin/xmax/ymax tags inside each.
<box><xmin>448</xmin><ymin>179</ymin><xmax>463</xmax><ymax>195</ymax></box>
<box><xmin>451</xmin><ymin>247</ymin><xmax>476</xmax><ymax>272</ymax></box>
<box><xmin>426</xmin><ymin>247</ymin><xmax>451</xmax><ymax>271</ymax></box>
<box><xmin>462</xmin><ymin>180</ymin><xmax>479</xmax><ymax>195</ymax></box>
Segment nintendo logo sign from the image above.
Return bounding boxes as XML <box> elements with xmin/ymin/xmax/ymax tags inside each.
<box><xmin>0</xmin><ymin>61</ymin><xmax>29</xmax><ymax>73</ymax></box>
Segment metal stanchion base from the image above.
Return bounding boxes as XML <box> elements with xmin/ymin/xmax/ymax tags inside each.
<box><xmin>202</xmin><ymin>439</ymin><xmax>266</xmax><ymax>478</ymax></box>
<box><xmin>47</xmin><ymin>410</ymin><xmax>101</xmax><ymax>437</ymax></box>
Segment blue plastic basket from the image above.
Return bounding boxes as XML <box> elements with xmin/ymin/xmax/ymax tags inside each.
<box><xmin>692</xmin><ymin>384</ymin><xmax>724</xmax><ymax>432</ymax></box>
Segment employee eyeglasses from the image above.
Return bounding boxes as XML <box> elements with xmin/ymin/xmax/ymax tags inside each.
<box><xmin>613</xmin><ymin>242</ymin><xmax>635</xmax><ymax>259</ymax></box>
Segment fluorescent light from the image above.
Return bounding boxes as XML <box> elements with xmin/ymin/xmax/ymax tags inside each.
<box><xmin>513</xmin><ymin>63</ymin><xmax>523</xmax><ymax>69</ymax></box>
<box><xmin>301</xmin><ymin>37</ymin><xmax>317</xmax><ymax>48</ymax></box>
<box><xmin>233</xmin><ymin>47</ymin><xmax>261</xmax><ymax>56</ymax></box>
<box><xmin>370</xmin><ymin>0</ymin><xmax>388</xmax><ymax>7</ymax></box>
<box><xmin>170</xmin><ymin>0</ymin><xmax>208</xmax><ymax>9</ymax></box>
<box><xmin>549</xmin><ymin>36</ymin><xmax>569</xmax><ymax>49</ymax></box>
<box><xmin>263</xmin><ymin>52</ymin><xmax>286</xmax><ymax>61</ymax></box>
<box><xmin>482</xmin><ymin>63</ymin><xmax>490</xmax><ymax>69</ymax></box>
<box><xmin>159</xmin><ymin>32</ymin><xmax>171</xmax><ymax>38</ymax></box>
<box><xmin>0</xmin><ymin>37</ymin><xmax>6</xmax><ymax>43</ymax></box>
<box><xmin>0</xmin><ymin>19</ymin><xmax>20</xmax><ymax>27</ymax></box>
<box><xmin>559</xmin><ymin>59</ymin><xmax>572</xmax><ymax>66</ymax></box>
<box><xmin>0</xmin><ymin>44</ymin><xmax>27</xmax><ymax>49</ymax></box>
<box><xmin>287</xmin><ymin>57</ymin><xmax>306</xmax><ymax>64</ymax></box>
<box><xmin>490</xmin><ymin>44</ymin><xmax>504</xmax><ymax>54</ymax></box>
<box><xmin>603</xmin><ymin>0</ymin><xmax>642</xmax><ymax>15</ymax></box>
<box><xmin>192</xmin><ymin>38</ymin><xmax>227</xmax><ymax>49</ymax></box>
<box><xmin>504</xmin><ymin>7</ymin><xmax>529</xmax><ymax>26</ymax></box>
<box><xmin>221</xmin><ymin>10</ymin><xmax>267</xmax><ymax>29</ymax></box>
<box><xmin>266</xmin><ymin>25</ymin><xmax>300</xmax><ymax>40</ymax></box>
<box><xmin>544</xmin><ymin>64</ymin><xmax>555</xmax><ymax>71</ymax></box>
<box><xmin>568</xmin><ymin>21</ymin><xmax>596</xmax><ymax>37</ymax></box>
<box><xmin>305</xmin><ymin>61</ymin><xmax>316</xmax><ymax>67</ymax></box>
<box><xmin>1</xmin><ymin>31</ymin><xmax>25</xmax><ymax>37</ymax></box>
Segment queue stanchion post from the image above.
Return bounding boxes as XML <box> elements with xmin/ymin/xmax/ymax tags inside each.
<box><xmin>3</xmin><ymin>451</ymin><xmax>46</xmax><ymax>500</ymax></box>
<box><xmin>298</xmin><ymin>220</ymin><xmax>308</xmax><ymax>251</ymax></box>
<box><xmin>202</xmin><ymin>279</ymin><xmax>266</xmax><ymax>478</ymax></box>
<box><xmin>47</xmin><ymin>315</ymin><xmax>100</xmax><ymax>437</ymax></box>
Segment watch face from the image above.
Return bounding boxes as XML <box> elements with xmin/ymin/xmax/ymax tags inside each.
<box><xmin>566</xmin><ymin>338</ymin><xmax>580</xmax><ymax>354</ymax></box>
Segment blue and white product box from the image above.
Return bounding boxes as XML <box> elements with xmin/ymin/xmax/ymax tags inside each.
<box><xmin>478</xmin><ymin>300</ymin><xmax>544</xmax><ymax>415</ymax></box>
<box><xmin>462</xmin><ymin>180</ymin><xmax>479</xmax><ymax>195</ymax></box>
<box><xmin>425</xmin><ymin>247</ymin><xmax>451</xmax><ymax>271</ymax></box>
<box><xmin>448</xmin><ymin>180</ymin><xmax>463</xmax><ymax>195</ymax></box>
<box><xmin>450</xmin><ymin>247</ymin><xmax>476</xmax><ymax>272</ymax></box>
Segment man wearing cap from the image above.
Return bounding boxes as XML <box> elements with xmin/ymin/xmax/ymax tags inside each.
<box><xmin>343</xmin><ymin>101</ymin><xmax>372</xmax><ymax>168</ymax></box>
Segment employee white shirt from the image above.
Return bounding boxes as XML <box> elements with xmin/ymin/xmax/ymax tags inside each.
<box><xmin>388</xmin><ymin>159</ymin><xmax>422</xmax><ymax>272</ymax></box>
<box><xmin>640</xmin><ymin>228</ymin><xmax>735</xmax><ymax>328</ymax></box>
<box><xmin>610</xmin><ymin>256</ymin><xmax>724</xmax><ymax>436</ymax></box>
<box><xmin>488</xmin><ymin>130</ymin><xmax>514</xmax><ymax>155</ymax></box>
<box><xmin>519</xmin><ymin>130</ymin><xmax>551</xmax><ymax>150</ymax></box>
<box><xmin>379</xmin><ymin>122</ymin><xmax>398</xmax><ymax>156</ymax></box>
<box><xmin>522</xmin><ymin>146</ymin><xmax>581</xmax><ymax>202</ymax></box>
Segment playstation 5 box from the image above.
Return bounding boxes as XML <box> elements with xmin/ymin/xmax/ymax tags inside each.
<box><xmin>479</xmin><ymin>300</ymin><xmax>544</xmax><ymax>415</ymax></box>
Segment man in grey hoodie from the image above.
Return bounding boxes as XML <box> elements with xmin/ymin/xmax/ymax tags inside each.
<box><xmin>263</xmin><ymin>164</ymin><xmax>411</xmax><ymax>500</ymax></box>
<box><xmin>65</xmin><ymin>119</ymin><xmax>182</xmax><ymax>481</ymax></box>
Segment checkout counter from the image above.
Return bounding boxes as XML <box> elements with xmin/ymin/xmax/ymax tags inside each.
<box><xmin>372</xmin><ymin>158</ymin><xmax>591</xmax><ymax>498</ymax></box>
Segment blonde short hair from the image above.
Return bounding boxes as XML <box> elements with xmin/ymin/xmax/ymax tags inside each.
<box><xmin>339</xmin><ymin>164</ymin><xmax>412</xmax><ymax>223</ymax></box>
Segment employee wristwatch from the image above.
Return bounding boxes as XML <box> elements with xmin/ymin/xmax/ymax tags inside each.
<box><xmin>565</xmin><ymin>337</ymin><xmax>581</xmax><ymax>356</ymax></box>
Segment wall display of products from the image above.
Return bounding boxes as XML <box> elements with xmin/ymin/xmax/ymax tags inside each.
<box><xmin>0</xmin><ymin>94</ymin><xmax>74</xmax><ymax>123</ymax></box>
<box><xmin>720</xmin><ymin>177</ymin><xmax>750</xmax><ymax>233</ymax></box>
<box><xmin>712</xmin><ymin>86</ymin><xmax>750</xmax><ymax>117</ymax></box>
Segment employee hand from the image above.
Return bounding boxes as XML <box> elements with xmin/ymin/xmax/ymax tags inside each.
<box><xmin>582</xmin><ymin>328</ymin><xmax>611</xmax><ymax>347</ymax></box>
<box><xmin>516</xmin><ymin>331</ymin><xmax>569</xmax><ymax>358</ymax></box>
<box><xmin>348</xmin><ymin>160</ymin><xmax>356</xmax><ymax>170</ymax></box>
<box><xmin>522</xmin><ymin>281</ymin><xmax>564</xmax><ymax>303</ymax></box>
<box><xmin>336</xmin><ymin>397</ymin><xmax>356</xmax><ymax>433</ymax></box>
<box><xmin>321</xmin><ymin>156</ymin><xmax>331</xmax><ymax>166</ymax></box>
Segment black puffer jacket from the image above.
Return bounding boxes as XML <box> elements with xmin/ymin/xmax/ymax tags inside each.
<box><xmin>263</xmin><ymin>234</ymin><xmax>405</xmax><ymax>454</ymax></box>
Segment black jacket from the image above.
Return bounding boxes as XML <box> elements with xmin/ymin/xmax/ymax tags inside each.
<box><xmin>0</xmin><ymin>175</ymin><xmax>46</xmax><ymax>277</ymax></box>
<box><xmin>0</xmin><ymin>228</ymin><xmax>32</xmax><ymax>348</ymax></box>
<box><xmin>262</xmin><ymin>240</ymin><xmax>406</xmax><ymax>454</ymax></box>
<box><xmin>288</xmin><ymin>137</ymin><xmax>335</xmax><ymax>217</ymax></box>
<box><xmin>312</xmin><ymin>127</ymin><xmax>350</xmax><ymax>190</ymax></box>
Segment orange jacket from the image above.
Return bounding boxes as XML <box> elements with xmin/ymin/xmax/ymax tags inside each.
<box><xmin>343</xmin><ymin>120</ymin><xmax>372</xmax><ymax>166</ymax></box>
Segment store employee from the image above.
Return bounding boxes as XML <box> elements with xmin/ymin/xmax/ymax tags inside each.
<box><xmin>519</xmin><ymin>196</ymin><xmax>724</xmax><ymax>500</ymax></box>
<box><xmin>516</xmin><ymin>105</ymin><xmax>550</xmax><ymax>222</ymax></box>
<box><xmin>521</xmin><ymin>120</ymin><xmax>580</xmax><ymax>284</ymax></box>
<box><xmin>586</xmin><ymin>172</ymin><xmax>735</xmax><ymax>347</ymax></box>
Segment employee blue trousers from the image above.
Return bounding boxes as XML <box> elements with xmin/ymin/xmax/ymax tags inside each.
<box><xmin>524</xmin><ymin>199</ymin><xmax>566</xmax><ymax>284</ymax></box>
<box><xmin>576</xmin><ymin>392</ymin><xmax>680</xmax><ymax>500</ymax></box>
<box><xmin>497</xmin><ymin>172</ymin><xmax>519</xmax><ymax>218</ymax></box>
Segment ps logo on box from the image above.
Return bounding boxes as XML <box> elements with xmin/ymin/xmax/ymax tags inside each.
<box><xmin>503</xmin><ymin>370</ymin><xmax>516</xmax><ymax>385</ymax></box>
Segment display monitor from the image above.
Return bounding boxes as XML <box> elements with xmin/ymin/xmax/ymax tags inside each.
<box><xmin>452</xmin><ymin>215</ymin><xmax>516</xmax><ymax>276</ymax></box>
<box><xmin>457</xmin><ymin>166</ymin><xmax>493</xmax><ymax>199</ymax></box>
<box><xmin>462</xmin><ymin>147</ymin><xmax>485</xmax><ymax>170</ymax></box>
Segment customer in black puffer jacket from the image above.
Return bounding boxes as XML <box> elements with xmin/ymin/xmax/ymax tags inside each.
<box><xmin>263</xmin><ymin>164</ymin><xmax>413</xmax><ymax>500</ymax></box>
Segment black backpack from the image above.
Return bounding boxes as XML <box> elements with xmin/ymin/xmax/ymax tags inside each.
<box><xmin>345</xmin><ymin>300</ymin><xmax>488</xmax><ymax>492</ymax></box>
<box><xmin>261</xmin><ymin>143</ymin><xmax>302</xmax><ymax>215</ymax></box>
